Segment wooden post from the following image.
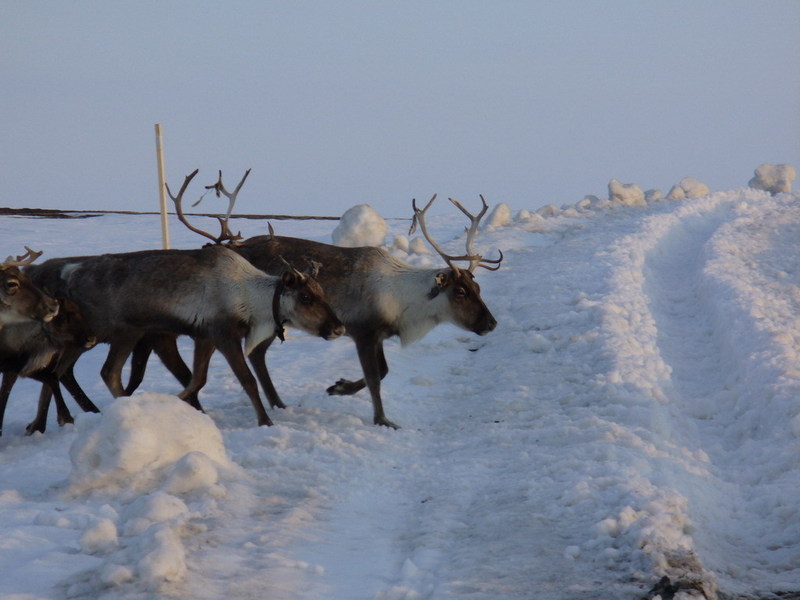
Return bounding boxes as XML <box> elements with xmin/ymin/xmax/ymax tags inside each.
<box><xmin>154</xmin><ymin>124</ymin><xmax>170</xmax><ymax>249</ymax></box>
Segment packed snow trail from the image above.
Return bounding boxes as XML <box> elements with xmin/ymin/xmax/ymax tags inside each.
<box><xmin>594</xmin><ymin>190</ymin><xmax>800</xmax><ymax>597</ymax></box>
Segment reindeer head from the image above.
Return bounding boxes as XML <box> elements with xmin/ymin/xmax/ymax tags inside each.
<box><xmin>411</xmin><ymin>195</ymin><xmax>502</xmax><ymax>336</ymax></box>
<box><xmin>276</xmin><ymin>265</ymin><xmax>345</xmax><ymax>341</ymax></box>
<box><xmin>0</xmin><ymin>247</ymin><xmax>59</xmax><ymax>325</ymax></box>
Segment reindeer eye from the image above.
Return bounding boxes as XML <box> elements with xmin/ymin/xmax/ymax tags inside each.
<box><xmin>5</xmin><ymin>280</ymin><xmax>19</xmax><ymax>295</ymax></box>
<box><xmin>299</xmin><ymin>293</ymin><xmax>313</xmax><ymax>306</ymax></box>
<box><xmin>454</xmin><ymin>286</ymin><xmax>468</xmax><ymax>300</ymax></box>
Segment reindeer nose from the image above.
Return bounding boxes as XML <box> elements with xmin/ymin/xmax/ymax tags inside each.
<box><xmin>474</xmin><ymin>311</ymin><xmax>497</xmax><ymax>335</ymax></box>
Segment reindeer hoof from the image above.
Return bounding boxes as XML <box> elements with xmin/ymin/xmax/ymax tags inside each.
<box><xmin>328</xmin><ymin>378</ymin><xmax>363</xmax><ymax>396</ymax></box>
<box><xmin>269</xmin><ymin>399</ymin><xmax>287</xmax><ymax>409</ymax></box>
<box><xmin>375</xmin><ymin>416</ymin><xmax>400</xmax><ymax>430</ymax></box>
<box><xmin>25</xmin><ymin>421</ymin><xmax>45</xmax><ymax>436</ymax></box>
<box><xmin>57</xmin><ymin>414</ymin><xmax>75</xmax><ymax>427</ymax></box>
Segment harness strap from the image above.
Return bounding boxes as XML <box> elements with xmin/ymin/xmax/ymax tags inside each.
<box><xmin>272</xmin><ymin>277</ymin><xmax>286</xmax><ymax>343</ymax></box>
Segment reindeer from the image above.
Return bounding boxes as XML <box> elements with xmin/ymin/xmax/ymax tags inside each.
<box><xmin>128</xmin><ymin>171</ymin><xmax>501</xmax><ymax>429</ymax></box>
<box><xmin>0</xmin><ymin>247</ymin><xmax>60</xmax><ymax>327</ymax></box>
<box><xmin>25</xmin><ymin>202</ymin><xmax>345</xmax><ymax>426</ymax></box>
<box><xmin>236</xmin><ymin>194</ymin><xmax>501</xmax><ymax>428</ymax></box>
<box><xmin>0</xmin><ymin>298</ymin><xmax>98</xmax><ymax>436</ymax></box>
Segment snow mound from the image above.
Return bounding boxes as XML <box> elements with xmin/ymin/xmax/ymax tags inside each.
<box><xmin>667</xmin><ymin>177</ymin><xmax>710</xmax><ymax>200</ymax></box>
<box><xmin>332</xmin><ymin>204</ymin><xmax>387</xmax><ymax>247</ymax></box>
<box><xmin>62</xmin><ymin>394</ymin><xmax>239</xmax><ymax>593</ymax></box>
<box><xmin>608</xmin><ymin>179</ymin><xmax>645</xmax><ymax>206</ymax></box>
<box><xmin>484</xmin><ymin>202</ymin><xmax>512</xmax><ymax>230</ymax></box>
<box><xmin>749</xmin><ymin>163</ymin><xmax>796</xmax><ymax>194</ymax></box>
<box><xmin>69</xmin><ymin>394</ymin><xmax>232</xmax><ymax>497</ymax></box>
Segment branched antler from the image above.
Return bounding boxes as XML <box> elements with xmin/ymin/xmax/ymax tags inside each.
<box><xmin>166</xmin><ymin>169</ymin><xmax>243</xmax><ymax>245</ymax></box>
<box><xmin>3</xmin><ymin>246</ymin><xmax>43</xmax><ymax>267</ymax></box>
<box><xmin>409</xmin><ymin>194</ymin><xmax>503</xmax><ymax>273</ymax></box>
<box><xmin>448</xmin><ymin>195</ymin><xmax>504</xmax><ymax>271</ymax></box>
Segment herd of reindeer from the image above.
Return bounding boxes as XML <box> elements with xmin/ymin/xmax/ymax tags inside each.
<box><xmin>0</xmin><ymin>169</ymin><xmax>503</xmax><ymax>437</ymax></box>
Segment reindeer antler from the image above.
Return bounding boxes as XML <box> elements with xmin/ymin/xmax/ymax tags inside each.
<box><xmin>409</xmin><ymin>194</ymin><xmax>503</xmax><ymax>273</ymax></box>
<box><xmin>166</xmin><ymin>169</ymin><xmax>243</xmax><ymax>245</ymax></box>
<box><xmin>448</xmin><ymin>195</ymin><xmax>504</xmax><ymax>271</ymax></box>
<box><xmin>3</xmin><ymin>246</ymin><xmax>43</xmax><ymax>267</ymax></box>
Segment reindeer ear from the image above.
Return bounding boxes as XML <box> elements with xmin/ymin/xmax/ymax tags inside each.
<box><xmin>281</xmin><ymin>270</ymin><xmax>299</xmax><ymax>287</ymax></box>
<box><xmin>428</xmin><ymin>272</ymin><xmax>450</xmax><ymax>299</ymax></box>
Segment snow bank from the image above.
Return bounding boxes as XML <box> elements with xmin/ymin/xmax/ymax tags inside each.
<box><xmin>332</xmin><ymin>204</ymin><xmax>387</xmax><ymax>247</ymax></box>
<box><xmin>62</xmin><ymin>394</ymin><xmax>239</xmax><ymax>594</ymax></box>
<box><xmin>748</xmin><ymin>163</ymin><xmax>796</xmax><ymax>194</ymax></box>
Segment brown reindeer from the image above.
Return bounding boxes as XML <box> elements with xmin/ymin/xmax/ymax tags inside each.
<box><xmin>129</xmin><ymin>171</ymin><xmax>501</xmax><ymax>429</ymax></box>
<box><xmin>0</xmin><ymin>247</ymin><xmax>59</xmax><ymax>327</ymax></box>
<box><xmin>0</xmin><ymin>298</ymin><xmax>98</xmax><ymax>436</ymax></box>
<box><xmin>25</xmin><ymin>230</ymin><xmax>344</xmax><ymax>426</ymax></box>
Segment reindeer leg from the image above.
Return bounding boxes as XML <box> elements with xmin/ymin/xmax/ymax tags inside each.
<box><xmin>247</xmin><ymin>337</ymin><xmax>286</xmax><ymax>409</ymax></box>
<box><xmin>100</xmin><ymin>338</ymin><xmax>138</xmax><ymax>397</ymax></box>
<box><xmin>26</xmin><ymin>376</ymin><xmax>73</xmax><ymax>435</ymax></box>
<box><xmin>0</xmin><ymin>372</ymin><xmax>19</xmax><ymax>437</ymax></box>
<box><xmin>327</xmin><ymin>339</ymin><xmax>389</xmax><ymax>396</ymax></box>
<box><xmin>60</xmin><ymin>365</ymin><xmax>100</xmax><ymax>413</ymax></box>
<box><xmin>214</xmin><ymin>337</ymin><xmax>272</xmax><ymax>427</ymax></box>
<box><xmin>177</xmin><ymin>337</ymin><xmax>214</xmax><ymax>412</ymax></box>
<box><xmin>26</xmin><ymin>382</ymin><xmax>52</xmax><ymax>435</ymax></box>
<box><xmin>359</xmin><ymin>340</ymin><xmax>397</xmax><ymax>429</ymax></box>
<box><xmin>125</xmin><ymin>335</ymin><xmax>154</xmax><ymax>395</ymax></box>
<box><xmin>329</xmin><ymin>336</ymin><xmax>396</xmax><ymax>428</ymax></box>
<box><xmin>49</xmin><ymin>376</ymin><xmax>73</xmax><ymax>427</ymax></box>
<box><xmin>151</xmin><ymin>334</ymin><xmax>200</xmax><ymax>409</ymax></box>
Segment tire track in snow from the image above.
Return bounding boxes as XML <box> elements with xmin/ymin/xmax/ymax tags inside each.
<box><xmin>640</xmin><ymin>192</ymin><xmax>800</xmax><ymax>597</ymax></box>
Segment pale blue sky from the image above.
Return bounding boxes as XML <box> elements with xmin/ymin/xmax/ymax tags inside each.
<box><xmin>3</xmin><ymin>1</ymin><xmax>799</xmax><ymax>217</ymax></box>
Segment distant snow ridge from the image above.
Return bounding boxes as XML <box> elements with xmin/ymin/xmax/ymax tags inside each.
<box><xmin>65</xmin><ymin>395</ymin><xmax>239</xmax><ymax>594</ymax></box>
<box><xmin>512</xmin><ymin>164</ymin><xmax>794</xmax><ymax>231</ymax></box>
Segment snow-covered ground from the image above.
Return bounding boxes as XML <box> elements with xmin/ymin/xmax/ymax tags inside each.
<box><xmin>0</xmin><ymin>178</ymin><xmax>799</xmax><ymax>599</ymax></box>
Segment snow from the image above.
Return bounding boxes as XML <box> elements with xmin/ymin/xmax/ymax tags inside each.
<box><xmin>0</xmin><ymin>171</ymin><xmax>798</xmax><ymax>599</ymax></box>
<box><xmin>749</xmin><ymin>163</ymin><xmax>797</xmax><ymax>195</ymax></box>
<box><xmin>331</xmin><ymin>204</ymin><xmax>388</xmax><ymax>247</ymax></box>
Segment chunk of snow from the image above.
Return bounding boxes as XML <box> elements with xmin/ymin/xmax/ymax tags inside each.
<box><xmin>748</xmin><ymin>163</ymin><xmax>796</xmax><ymax>194</ymax></box>
<box><xmin>163</xmin><ymin>451</ymin><xmax>221</xmax><ymax>495</ymax></box>
<box><xmin>608</xmin><ymin>179</ymin><xmax>645</xmax><ymax>206</ymax></box>
<box><xmin>79</xmin><ymin>518</ymin><xmax>118</xmax><ymax>555</ymax></box>
<box><xmin>331</xmin><ymin>204</ymin><xmax>387</xmax><ymax>247</ymax></box>
<box><xmin>678</xmin><ymin>177</ymin><xmax>710</xmax><ymax>198</ymax></box>
<box><xmin>484</xmin><ymin>202</ymin><xmax>512</xmax><ymax>230</ymax></box>
<box><xmin>408</xmin><ymin>237</ymin><xmax>431</xmax><ymax>255</ymax></box>
<box><xmin>391</xmin><ymin>234</ymin><xmax>410</xmax><ymax>252</ymax></box>
<box><xmin>537</xmin><ymin>204</ymin><xmax>560</xmax><ymax>217</ymax></box>
<box><xmin>121</xmin><ymin>492</ymin><xmax>190</xmax><ymax>536</ymax></box>
<box><xmin>68</xmin><ymin>394</ymin><xmax>231</xmax><ymax>497</ymax></box>
<box><xmin>666</xmin><ymin>185</ymin><xmax>686</xmax><ymax>200</ymax></box>
<box><xmin>645</xmin><ymin>189</ymin><xmax>663</xmax><ymax>202</ymax></box>
<box><xmin>136</xmin><ymin>526</ymin><xmax>187</xmax><ymax>584</ymax></box>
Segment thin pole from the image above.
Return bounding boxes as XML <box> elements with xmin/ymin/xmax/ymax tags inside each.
<box><xmin>154</xmin><ymin>124</ymin><xmax>170</xmax><ymax>249</ymax></box>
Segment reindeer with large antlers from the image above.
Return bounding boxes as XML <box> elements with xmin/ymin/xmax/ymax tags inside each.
<box><xmin>129</xmin><ymin>172</ymin><xmax>502</xmax><ymax>429</ymax></box>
